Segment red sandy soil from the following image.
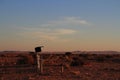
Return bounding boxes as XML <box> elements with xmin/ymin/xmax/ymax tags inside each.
<box><xmin>0</xmin><ymin>51</ymin><xmax>120</xmax><ymax>80</ymax></box>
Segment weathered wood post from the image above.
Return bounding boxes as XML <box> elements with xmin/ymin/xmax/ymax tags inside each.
<box><xmin>35</xmin><ymin>46</ymin><xmax>44</xmax><ymax>74</ymax></box>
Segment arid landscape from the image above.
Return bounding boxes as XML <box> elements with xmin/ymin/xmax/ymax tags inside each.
<box><xmin>0</xmin><ymin>51</ymin><xmax>120</xmax><ymax>80</ymax></box>
<box><xmin>1</xmin><ymin>0</ymin><xmax>120</xmax><ymax>80</ymax></box>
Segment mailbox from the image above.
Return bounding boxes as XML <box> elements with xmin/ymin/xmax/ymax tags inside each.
<box><xmin>34</xmin><ymin>46</ymin><xmax>44</xmax><ymax>74</ymax></box>
<box><xmin>35</xmin><ymin>46</ymin><xmax>44</xmax><ymax>53</ymax></box>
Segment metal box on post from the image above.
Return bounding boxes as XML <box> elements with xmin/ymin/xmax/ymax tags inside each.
<box><xmin>35</xmin><ymin>46</ymin><xmax>44</xmax><ymax>74</ymax></box>
<box><xmin>35</xmin><ymin>47</ymin><xmax>43</xmax><ymax>53</ymax></box>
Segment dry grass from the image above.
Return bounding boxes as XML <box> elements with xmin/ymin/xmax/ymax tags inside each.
<box><xmin>0</xmin><ymin>51</ymin><xmax>120</xmax><ymax>80</ymax></box>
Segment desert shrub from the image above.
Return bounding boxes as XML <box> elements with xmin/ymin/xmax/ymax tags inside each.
<box><xmin>29</xmin><ymin>52</ymin><xmax>35</xmax><ymax>54</ymax></box>
<box><xmin>0</xmin><ymin>54</ymin><xmax>5</xmax><ymax>57</ymax></box>
<box><xmin>79</xmin><ymin>54</ymin><xmax>88</xmax><ymax>59</ymax></box>
<box><xmin>70</xmin><ymin>61</ymin><xmax>79</xmax><ymax>66</ymax></box>
<box><xmin>42</xmin><ymin>54</ymin><xmax>51</xmax><ymax>59</ymax></box>
<box><xmin>72</xmin><ymin>57</ymin><xmax>79</xmax><ymax>60</ymax></box>
<box><xmin>65</xmin><ymin>52</ymin><xmax>72</xmax><ymax>56</ymax></box>
<box><xmin>112</xmin><ymin>59</ymin><xmax>120</xmax><ymax>63</ymax></box>
<box><xmin>105</xmin><ymin>55</ymin><xmax>113</xmax><ymax>59</ymax></box>
<box><xmin>17</xmin><ymin>59</ymin><xmax>26</xmax><ymax>65</ymax></box>
<box><xmin>70</xmin><ymin>57</ymin><xmax>84</xmax><ymax>66</ymax></box>
<box><xmin>95</xmin><ymin>56</ymin><xmax>105</xmax><ymax>62</ymax></box>
<box><xmin>16</xmin><ymin>56</ymin><xmax>28</xmax><ymax>65</ymax></box>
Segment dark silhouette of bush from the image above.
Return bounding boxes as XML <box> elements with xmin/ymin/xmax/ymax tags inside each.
<box><xmin>0</xmin><ymin>54</ymin><xmax>5</xmax><ymax>57</ymax></box>
<box><xmin>95</xmin><ymin>56</ymin><xmax>105</xmax><ymax>62</ymax></box>
<box><xmin>16</xmin><ymin>56</ymin><xmax>28</xmax><ymax>65</ymax></box>
<box><xmin>112</xmin><ymin>59</ymin><xmax>120</xmax><ymax>63</ymax></box>
<box><xmin>105</xmin><ymin>55</ymin><xmax>113</xmax><ymax>59</ymax></box>
<box><xmin>79</xmin><ymin>54</ymin><xmax>88</xmax><ymax>59</ymax></box>
<box><xmin>70</xmin><ymin>57</ymin><xmax>84</xmax><ymax>66</ymax></box>
<box><xmin>29</xmin><ymin>51</ymin><xmax>34</xmax><ymax>53</ymax></box>
<box><xmin>70</xmin><ymin>61</ymin><xmax>79</xmax><ymax>66</ymax></box>
<box><xmin>65</xmin><ymin>52</ymin><xmax>72</xmax><ymax>56</ymax></box>
<box><xmin>17</xmin><ymin>59</ymin><xmax>26</xmax><ymax>65</ymax></box>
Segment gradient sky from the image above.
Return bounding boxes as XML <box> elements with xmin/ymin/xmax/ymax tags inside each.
<box><xmin>0</xmin><ymin>0</ymin><xmax>120</xmax><ymax>51</ymax></box>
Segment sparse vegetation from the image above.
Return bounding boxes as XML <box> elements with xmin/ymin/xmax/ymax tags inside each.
<box><xmin>0</xmin><ymin>51</ymin><xmax>120</xmax><ymax>80</ymax></box>
<box><xmin>95</xmin><ymin>56</ymin><xmax>105</xmax><ymax>62</ymax></box>
<box><xmin>16</xmin><ymin>57</ymin><xmax>28</xmax><ymax>65</ymax></box>
<box><xmin>112</xmin><ymin>59</ymin><xmax>120</xmax><ymax>63</ymax></box>
<box><xmin>79</xmin><ymin>54</ymin><xmax>88</xmax><ymax>59</ymax></box>
<box><xmin>65</xmin><ymin>52</ymin><xmax>72</xmax><ymax>56</ymax></box>
<box><xmin>105</xmin><ymin>55</ymin><xmax>113</xmax><ymax>59</ymax></box>
<box><xmin>70</xmin><ymin>57</ymin><xmax>84</xmax><ymax>66</ymax></box>
<box><xmin>0</xmin><ymin>54</ymin><xmax>5</xmax><ymax>57</ymax></box>
<box><xmin>16</xmin><ymin>55</ymin><xmax>28</xmax><ymax>65</ymax></box>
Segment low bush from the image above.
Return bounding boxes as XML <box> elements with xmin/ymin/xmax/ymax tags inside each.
<box><xmin>79</xmin><ymin>54</ymin><xmax>88</xmax><ymax>59</ymax></box>
<box><xmin>105</xmin><ymin>55</ymin><xmax>113</xmax><ymax>59</ymax></box>
<box><xmin>95</xmin><ymin>56</ymin><xmax>105</xmax><ymax>62</ymax></box>
<box><xmin>70</xmin><ymin>57</ymin><xmax>84</xmax><ymax>66</ymax></box>
<box><xmin>112</xmin><ymin>59</ymin><xmax>120</xmax><ymax>63</ymax></box>
<box><xmin>65</xmin><ymin>52</ymin><xmax>72</xmax><ymax>56</ymax></box>
<box><xmin>16</xmin><ymin>56</ymin><xmax>28</xmax><ymax>65</ymax></box>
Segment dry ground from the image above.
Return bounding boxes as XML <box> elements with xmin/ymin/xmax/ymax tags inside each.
<box><xmin>0</xmin><ymin>51</ymin><xmax>120</xmax><ymax>80</ymax></box>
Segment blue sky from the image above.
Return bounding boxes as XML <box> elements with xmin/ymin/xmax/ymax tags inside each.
<box><xmin>0</xmin><ymin>0</ymin><xmax>120</xmax><ymax>51</ymax></box>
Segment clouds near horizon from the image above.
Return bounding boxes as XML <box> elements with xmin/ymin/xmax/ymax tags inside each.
<box><xmin>1</xmin><ymin>0</ymin><xmax>120</xmax><ymax>51</ymax></box>
<box><xmin>41</xmin><ymin>17</ymin><xmax>90</xmax><ymax>27</ymax></box>
<box><xmin>19</xmin><ymin>16</ymin><xmax>90</xmax><ymax>42</ymax></box>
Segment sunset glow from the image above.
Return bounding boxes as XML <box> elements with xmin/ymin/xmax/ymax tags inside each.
<box><xmin>0</xmin><ymin>0</ymin><xmax>120</xmax><ymax>51</ymax></box>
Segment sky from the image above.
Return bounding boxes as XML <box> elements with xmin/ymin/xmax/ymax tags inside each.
<box><xmin>0</xmin><ymin>0</ymin><xmax>120</xmax><ymax>51</ymax></box>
